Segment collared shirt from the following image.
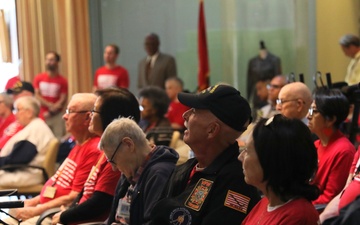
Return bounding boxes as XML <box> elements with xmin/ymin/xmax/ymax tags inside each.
<box><xmin>146</xmin><ymin>52</ymin><xmax>159</xmax><ymax>68</ymax></box>
<box><xmin>345</xmin><ymin>51</ymin><xmax>360</xmax><ymax>85</ymax></box>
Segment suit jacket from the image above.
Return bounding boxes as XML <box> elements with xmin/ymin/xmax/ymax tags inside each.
<box><xmin>138</xmin><ymin>52</ymin><xmax>177</xmax><ymax>89</ymax></box>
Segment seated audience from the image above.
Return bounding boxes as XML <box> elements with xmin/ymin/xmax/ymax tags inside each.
<box><xmin>308</xmin><ymin>88</ymin><xmax>355</xmax><ymax>205</ymax></box>
<box><xmin>6</xmin><ymin>93</ymin><xmax>100</xmax><ymax>224</ymax></box>
<box><xmin>0</xmin><ymin>81</ymin><xmax>38</xmax><ymax>149</ymax></box>
<box><xmin>51</xmin><ymin>87</ymin><xmax>140</xmax><ymax>225</ymax></box>
<box><xmin>252</xmin><ymin>78</ymin><xmax>269</xmax><ymax>119</ymax></box>
<box><xmin>165</xmin><ymin>77</ymin><xmax>190</xmax><ymax>130</ymax></box>
<box><xmin>7</xmin><ymin>81</ymin><xmax>36</xmax><ymax>100</ymax></box>
<box><xmin>138</xmin><ymin>86</ymin><xmax>171</xmax><ymax>133</ymax></box>
<box><xmin>255</xmin><ymin>78</ymin><xmax>270</xmax><ymax>105</ymax></box>
<box><xmin>0</xmin><ymin>93</ymin><xmax>15</xmax><ymax>138</ymax></box>
<box><xmin>240</xmin><ymin>115</ymin><xmax>320</xmax><ymax>225</ymax></box>
<box><xmin>150</xmin><ymin>84</ymin><xmax>260</xmax><ymax>225</ymax></box>
<box><xmin>238</xmin><ymin>75</ymin><xmax>287</xmax><ymax>146</ymax></box>
<box><xmin>320</xmin><ymin>146</ymin><xmax>360</xmax><ymax>223</ymax></box>
<box><xmin>100</xmin><ymin>118</ymin><xmax>178</xmax><ymax>225</ymax></box>
<box><xmin>4</xmin><ymin>75</ymin><xmax>20</xmax><ymax>91</ymax></box>
<box><xmin>0</xmin><ymin>96</ymin><xmax>54</xmax><ymax>187</ymax></box>
<box><xmin>259</xmin><ymin>75</ymin><xmax>287</xmax><ymax>119</ymax></box>
<box><xmin>276</xmin><ymin>81</ymin><xmax>312</xmax><ymax>122</ymax></box>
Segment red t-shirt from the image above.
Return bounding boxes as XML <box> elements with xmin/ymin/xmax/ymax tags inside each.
<box><xmin>4</xmin><ymin>76</ymin><xmax>20</xmax><ymax>91</ymax></box>
<box><xmin>0</xmin><ymin>121</ymin><xmax>23</xmax><ymax>149</ymax></box>
<box><xmin>242</xmin><ymin>197</ymin><xmax>319</xmax><ymax>225</ymax></box>
<box><xmin>312</xmin><ymin>130</ymin><xmax>355</xmax><ymax>205</ymax></box>
<box><xmin>39</xmin><ymin>137</ymin><xmax>101</xmax><ymax>204</ymax></box>
<box><xmin>166</xmin><ymin>101</ymin><xmax>190</xmax><ymax>129</ymax></box>
<box><xmin>338</xmin><ymin>150</ymin><xmax>360</xmax><ymax>210</ymax></box>
<box><xmin>77</xmin><ymin>153</ymin><xmax>121</xmax><ymax>222</ymax></box>
<box><xmin>93</xmin><ymin>65</ymin><xmax>129</xmax><ymax>89</ymax></box>
<box><xmin>80</xmin><ymin>153</ymin><xmax>121</xmax><ymax>203</ymax></box>
<box><xmin>0</xmin><ymin>114</ymin><xmax>16</xmax><ymax>138</ymax></box>
<box><xmin>33</xmin><ymin>72</ymin><xmax>68</xmax><ymax>112</ymax></box>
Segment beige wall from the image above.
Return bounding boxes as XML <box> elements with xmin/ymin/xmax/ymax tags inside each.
<box><xmin>317</xmin><ymin>0</ymin><xmax>360</xmax><ymax>83</ymax></box>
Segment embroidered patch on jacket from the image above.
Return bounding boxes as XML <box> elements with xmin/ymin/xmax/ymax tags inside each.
<box><xmin>184</xmin><ymin>178</ymin><xmax>213</xmax><ymax>211</ymax></box>
<box><xmin>169</xmin><ymin>207</ymin><xmax>192</xmax><ymax>225</ymax></box>
<box><xmin>224</xmin><ymin>190</ymin><xmax>250</xmax><ymax>214</ymax></box>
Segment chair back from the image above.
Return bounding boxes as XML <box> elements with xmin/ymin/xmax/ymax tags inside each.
<box><xmin>146</xmin><ymin>127</ymin><xmax>174</xmax><ymax>146</ymax></box>
<box><xmin>0</xmin><ymin>138</ymin><xmax>60</xmax><ymax>195</ymax></box>
<box><xmin>169</xmin><ymin>130</ymin><xmax>181</xmax><ymax>149</ymax></box>
<box><xmin>42</xmin><ymin>138</ymin><xmax>60</xmax><ymax>180</ymax></box>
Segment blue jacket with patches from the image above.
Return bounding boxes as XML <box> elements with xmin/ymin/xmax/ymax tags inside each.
<box><xmin>150</xmin><ymin>142</ymin><xmax>261</xmax><ymax>225</ymax></box>
<box><xmin>107</xmin><ymin>145</ymin><xmax>179</xmax><ymax>225</ymax></box>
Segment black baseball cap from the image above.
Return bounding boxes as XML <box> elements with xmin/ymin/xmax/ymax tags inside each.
<box><xmin>178</xmin><ymin>84</ymin><xmax>252</xmax><ymax>132</ymax></box>
<box><xmin>7</xmin><ymin>81</ymin><xmax>35</xmax><ymax>95</ymax></box>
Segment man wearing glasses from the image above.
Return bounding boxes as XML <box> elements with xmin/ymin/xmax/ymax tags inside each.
<box><xmin>276</xmin><ymin>81</ymin><xmax>312</xmax><ymax>122</ymax></box>
<box><xmin>99</xmin><ymin>117</ymin><xmax>178</xmax><ymax>225</ymax></box>
<box><xmin>0</xmin><ymin>96</ymin><xmax>54</xmax><ymax>188</ymax></box>
<box><xmin>258</xmin><ymin>75</ymin><xmax>287</xmax><ymax>119</ymax></box>
<box><xmin>6</xmin><ymin>93</ymin><xmax>100</xmax><ymax>225</ymax></box>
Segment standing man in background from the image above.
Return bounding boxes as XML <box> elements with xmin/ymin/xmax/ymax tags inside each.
<box><xmin>93</xmin><ymin>44</ymin><xmax>129</xmax><ymax>91</ymax></box>
<box><xmin>138</xmin><ymin>33</ymin><xmax>177</xmax><ymax>90</ymax></box>
<box><xmin>339</xmin><ymin>34</ymin><xmax>360</xmax><ymax>85</ymax></box>
<box><xmin>33</xmin><ymin>51</ymin><xmax>68</xmax><ymax>139</ymax></box>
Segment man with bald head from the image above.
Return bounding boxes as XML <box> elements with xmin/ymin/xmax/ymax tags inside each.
<box><xmin>138</xmin><ymin>33</ymin><xmax>177</xmax><ymax>90</ymax></box>
<box><xmin>276</xmin><ymin>82</ymin><xmax>312</xmax><ymax>121</ymax></box>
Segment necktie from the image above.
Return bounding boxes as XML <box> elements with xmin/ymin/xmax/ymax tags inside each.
<box><xmin>145</xmin><ymin>59</ymin><xmax>152</xmax><ymax>84</ymax></box>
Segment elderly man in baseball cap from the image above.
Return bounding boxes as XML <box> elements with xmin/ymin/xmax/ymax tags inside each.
<box><xmin>150</xmin><ymin>84</ymin><xmax>260</xmax><ymax>225</ymax></box>
<box><xmin>6</xmin><ymin>81</ymin><xmax>35</xmax><ymax>100</ymax></box>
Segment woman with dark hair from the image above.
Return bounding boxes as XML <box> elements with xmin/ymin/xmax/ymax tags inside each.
<box><xmin>138</xmin><ymin>86</ymin><xmax>171</xmax><ymax>133</ymax></box>
<box><xmin>239</xmin><ymin>114</ymin><xmax>319</xmax><ymax>225</ymax></box>
<box><xmin>308</xmin><ymin>88</ymin><xmax>355</xmax><ymax>205</ymax></box>
<box><xmin>90</xmin><ymin>87</ymin><xmax>141</xmax><ymax>135</ymax></box>
<box><xmin>51</xmin><ymin>87</ymin><xmax>141</xmax><ymax>225</ymax></box>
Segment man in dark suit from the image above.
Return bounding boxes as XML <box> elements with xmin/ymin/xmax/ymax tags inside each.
<box><xmin>137</xmin><ymin>33</ymin><xmax>177</xmax><ymax>90</ymax></box>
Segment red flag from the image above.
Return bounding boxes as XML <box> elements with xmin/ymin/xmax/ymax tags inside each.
<box><xmin>197</xmin><ymin>0</ymin><xmax>210</xmax><ymax>92</ymax></box>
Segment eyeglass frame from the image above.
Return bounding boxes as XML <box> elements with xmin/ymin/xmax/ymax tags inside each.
<box><xmin>65</xmin><ymin>109</ymin><xmax>89</xmax><ymax>115</ymax></box>
<box><xmin>12</xmin><ymin>107</ymin><xmax>27</xmax><ymax>114</ymax></box>
<box><xmin>90</xmin><ymin>109</ymin><xmax>101</xmax><ymax>114</ymax></box>
<box><xmin>308</xmin><ymin>108</ymin><xmax>320</xmax><ymax>116</ymax></box>
<box><xmin>266</xmin><ymin>84</ymin><xmax>283</xmax><ymax>90</ymax></box>
<box><xmin>107</xmin><ymin>141</ymin><xmax>122</xmax><ymax>165</ymax></box>
<box><xmin>276</xmin><ymin>98</ymin><xmax>303</xmax><ymax>105</ymax></box>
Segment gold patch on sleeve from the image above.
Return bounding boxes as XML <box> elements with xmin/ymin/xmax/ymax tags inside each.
<box><xmin>184</xmin><ymin>178</ymin><xmax>213</xmax><ymax>211</ymax></box>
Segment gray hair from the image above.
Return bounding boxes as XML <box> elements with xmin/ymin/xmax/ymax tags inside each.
<box><xmin>0</xmin><ymin>93</ymin><xmax>14</xmax><ymax>109</ymax></box>
<box><xmin>339</xmin><ymin>34</ymin><xmax>360</xmax><ymax>47</ymax></box>
<box><xmin>14</xmin><ymin>96</ymin><xmax>40</xmax><ymax>117</ymax></box>
<box><xmin>99</xmin><ymin>117</ymin><xmax>147</xmax><ymax>153</ymax></box>
<box><xmin>70</xmin><ymin>93</ymin><xmax>97</xmax><ymax>111</ymax></box>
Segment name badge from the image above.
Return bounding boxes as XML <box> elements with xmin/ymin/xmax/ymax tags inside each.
<box><xmin>116</xmin><ymin>196</ymin><xmax>130</xmax><ymax>225</ymax></box>
<box><xmin>43</xmin><ymin>186</ymin><xmax>57</xmax><ymax>199</ymax></box>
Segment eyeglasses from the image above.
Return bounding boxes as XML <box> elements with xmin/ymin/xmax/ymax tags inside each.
<box><xmin>12</xmin><ymin>107</ymin><xmax>26</xmax><ymax>114</ymax></box>
<box><xmin>308</xmin><ymin>108</ymin><xmax>319</xmax><ymax>116</ymax></box>
<box><xmin>65</xmin><ymin>109</ymin><xmax>89</xmax><ymax>115</ymax></box>
<box><xmin>91</xmin><ymin>109</ymin><xmax>101</xmax><ymax>114</ymax></box>
<box><xmin>276</xmin><ymin>98</ymin><xmax>300</xmax><ymax>105</ymax></box>
<box><xmin>107</xmin><ymin>141</ymin><xmax>122</xmax><ymax>165</ymax></box>
<box><xmin>267</xmin><ymin>84</ymin><xmax>283</xmax><ymax>90</ymax></box>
